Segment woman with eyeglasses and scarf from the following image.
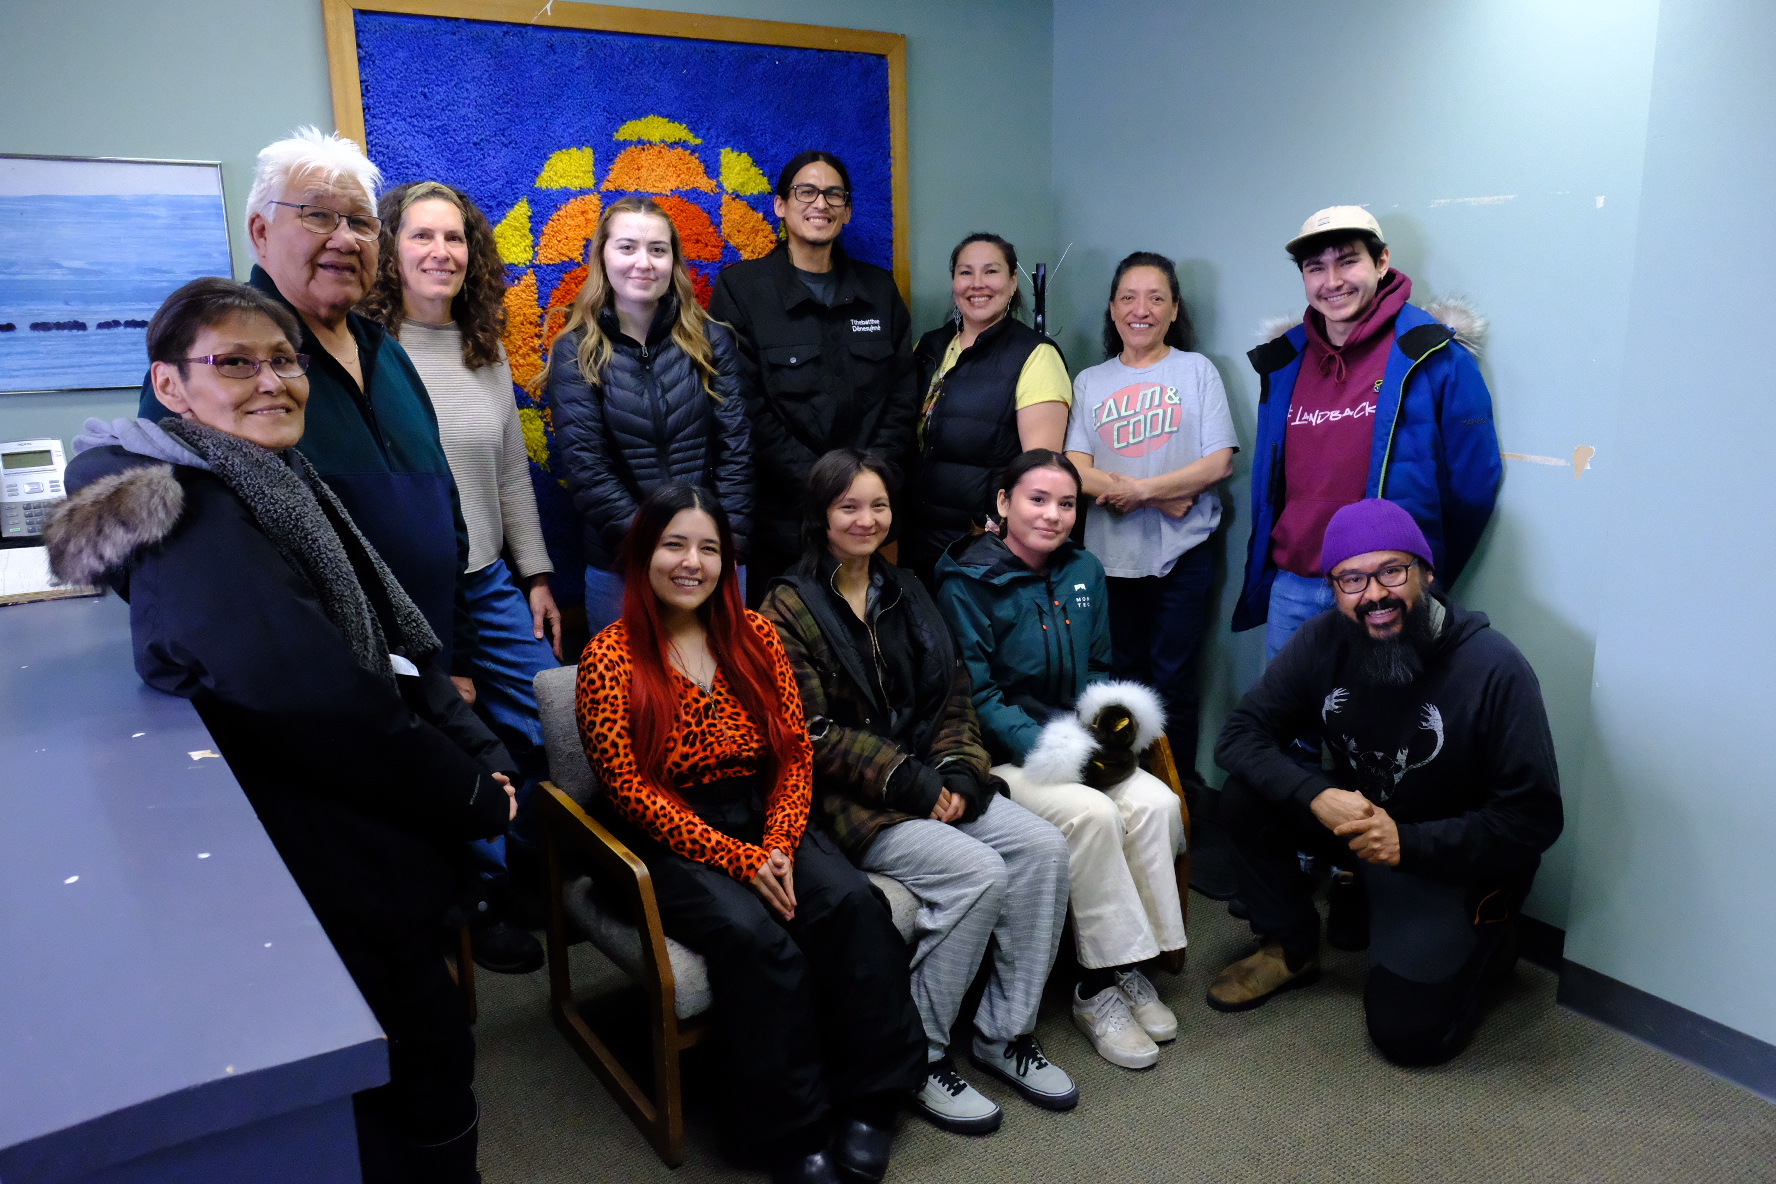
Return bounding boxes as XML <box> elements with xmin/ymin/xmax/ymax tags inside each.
<box><xmin>50</xmin><ymin>277</ymin><xmax>514</xmax><ymax>1184</ymax></box>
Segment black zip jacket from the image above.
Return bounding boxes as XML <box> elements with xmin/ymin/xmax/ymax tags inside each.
<box><xmin>1215</xmin><ymin>596</ymin><xmax>1562</xmax><ymax>884</ymax></box>
<box><xmin>543</xmin><ymin>296</ymin><xmax>752</xmax><ymax>571</ymax></box>
<box><xmin>708</xmin><ymin>244</ymin><xmax>918</xmax><ymax>563</ymax></box>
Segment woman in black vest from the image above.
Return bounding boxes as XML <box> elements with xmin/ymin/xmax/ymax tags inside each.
<box><xmin>908</xmin><ymin>234</ymin><xmax>1071</xmax><ymax>580</ymax></box>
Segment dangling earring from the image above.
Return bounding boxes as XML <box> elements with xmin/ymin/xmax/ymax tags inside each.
<box><xmin>951</xmin><ymin>302</ymin><xmax>963</xmax><ymax>328</ymax></box>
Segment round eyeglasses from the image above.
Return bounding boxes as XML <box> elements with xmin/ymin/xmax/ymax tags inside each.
<box><xmin>1330</xmin><ymin>559</ymin><xmax>1416</xmax><ymax>596</ymax></box>
<box><xmin>268</xmin><ymin>200</ymin><xmax>382</xmax><ymax>241</ymax></box>
<box><xmin>788</xmin><ymin>183</ymin><xmax>851</xmax><ymax>208</ymax></box>
<box><xmin>184</xmin><ymin>353</ymin><xmax>311</xmax><ymax>379</ymax></box>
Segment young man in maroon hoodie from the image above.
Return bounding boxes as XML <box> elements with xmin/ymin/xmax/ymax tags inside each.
<box><xmin>1234</xmin><ymin>206</ymin><xmax>1500</xmax><ymax>663</ymax></box>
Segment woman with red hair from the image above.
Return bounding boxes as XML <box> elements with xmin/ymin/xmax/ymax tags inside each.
<box><xmin>575</xmin><ymin>483</ymin><xmax>923</xmax><ymax>1184</ymax></box>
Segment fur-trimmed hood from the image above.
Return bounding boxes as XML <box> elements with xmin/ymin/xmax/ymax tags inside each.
<box><xmin>1261</xmin><ymin>295</ymin><xmax>1487</xmax><ymax>354</ymax></box>
<box><xmin>44</xmin><ymin>461</ymin><xmax>184</xmax><ymax>587</ymax></box>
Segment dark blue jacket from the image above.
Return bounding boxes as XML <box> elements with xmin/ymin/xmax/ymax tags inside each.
<box><xmin>1234</xmin><ymin>301</ymin><xmax>1501</xmax><ymax>631</ymax></box>
<box><xmin>139</xmin><ymin>266</ymin><xmax>475</xmax><ymax>669</ymax></box>
<box><xmin>934</xmin><ymin>532</ymin><xmax>1111</xmax><ymax>765</ymax></box>
<box><xmin>543</xmin><ymin>297</ymin><xmax>751</xmax><ymax>571</ymax></box>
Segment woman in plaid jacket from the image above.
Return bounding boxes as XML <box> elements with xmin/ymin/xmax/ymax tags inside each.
<box><xmin>758</xmin><ymin>448</ymin><xmax>1077</xmax><ymax>1136</ymax></box>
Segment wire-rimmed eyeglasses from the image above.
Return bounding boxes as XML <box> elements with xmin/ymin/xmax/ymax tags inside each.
<box><xmin>184</xmin><ymin>353</ymin><xmax>311</xmax><ymax>379</ymax></box>
<box><xmin>267</xmin><ymin>200</ymin><xmax>382</xmax><ymax>241</ymax></box>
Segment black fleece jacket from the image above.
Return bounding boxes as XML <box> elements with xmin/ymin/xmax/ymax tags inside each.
<box><xmin>1216</xmin><ymin>596</ymin><xmax>1562</xmax><ymax>884</ymax></box>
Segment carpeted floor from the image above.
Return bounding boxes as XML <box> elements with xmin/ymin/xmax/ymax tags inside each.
<box><xmin>472</xmin><ymin>896</ymin><xmax>1776</xmax><ymax>1183</ymax></box>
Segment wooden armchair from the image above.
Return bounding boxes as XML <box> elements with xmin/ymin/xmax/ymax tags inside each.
<box><xmin>1143</xmin><ymin>733</ymin><xmax>1194</xmax><ymax>974</ymax></box>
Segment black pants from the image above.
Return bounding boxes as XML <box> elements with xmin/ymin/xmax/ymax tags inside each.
<box><xmin>1223</xmin><ymin>776</ymin><xmax>1523</xmax><ymax>1067</ymax></box>
<box><xmin>622</xmin><ymin>817</ymin><xmax>925</xmax><ymax>1156</ymax></box>
<box><xmin>324</xmin><ymin>912</ymin><xmax>478</xmax><ymax>1183</ymax></box>
<box><xmin>1107</xmin><ymin>542</ymin><xmax>1215</xmax><ymax>778</ymax></box>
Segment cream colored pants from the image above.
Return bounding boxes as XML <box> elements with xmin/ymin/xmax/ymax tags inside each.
<box><xmin>993</xmin><ymin>764</ymin><xmax>1186</xmax><ymax>969</ymax></box>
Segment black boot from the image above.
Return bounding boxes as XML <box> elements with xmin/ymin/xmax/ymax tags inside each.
<box><xmin>469</xmin><ymin>896</ymin><xmax>544</xmax><ymax>974</ymax></box>
<box><xmin>831</xmin><ymin>1118</ymin><xmax>893</xmax><ymax>1183</ymax></box>
<box><xmin>771</xmin><ymin>1150</ymin><xmax>842</xmax><ymax>1184</ymax></box>
<box><xmin>408</xmin><ymin>1114</ymin><xmax>481</xmax><ymax>1184</ymax></box>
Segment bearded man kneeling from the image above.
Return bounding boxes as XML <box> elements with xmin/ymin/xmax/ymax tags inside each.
<box><xmin>1208</xmin><ymin>498</ymin><xmax>1562</xmax><ymax>1066</ymax></box>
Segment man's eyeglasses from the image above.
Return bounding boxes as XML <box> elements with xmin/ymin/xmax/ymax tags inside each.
<box><xmin>787</xmin><ymin>184</ymin><xmax>851</xmax><ymax>208</ymax></box>
<box><xmin>184</xmin><ymin>353</ymin><xmax>311</xmax><ymax>379</ymax></box>
<box><xmin>268</xmin><ymin>200</ymin><xmax>382</xmax><ymax>241</ymax></box>
<box><xmin>1330</xmin><ymin>559</ymin><xmax>1416</xmax><ymax>596</ymax></box>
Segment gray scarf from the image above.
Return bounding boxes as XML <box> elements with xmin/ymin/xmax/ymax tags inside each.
<box><xmin>158</xmin><ymin>418</ymin><xmax>439</xmax><ymax>682</ymax></box>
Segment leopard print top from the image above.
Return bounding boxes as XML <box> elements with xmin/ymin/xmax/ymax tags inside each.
<box><xmin>575</xmin><ymin>611</ymin><xmax>813</xmax><ymax>881</ymax></box>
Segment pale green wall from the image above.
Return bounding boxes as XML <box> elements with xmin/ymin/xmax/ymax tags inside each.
<box><xmin>1049</xmin><ymin>0</ymin><xmax>1663</xmax><ymax>930</ymax></box>
<box><xmin>0</xmin><ymin>0</ymin><xmax>1055</xmax><ymax>449</ymax></box>
<box><xmin>1562</xmin><ymin>0</ymin><xmax>1776</xmax><ymax>1046</ymax></box>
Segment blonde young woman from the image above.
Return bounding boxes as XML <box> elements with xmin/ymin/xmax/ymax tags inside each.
<box><xmin>542</xmin><ymin>196</ymin><xmax>752</xmax><ymax>633</ymax></box>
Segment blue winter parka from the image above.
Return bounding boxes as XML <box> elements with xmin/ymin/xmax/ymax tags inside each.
<box><xmin>1233</xmin><ymin>300</ymin><xmax>1501</xmax><ymax>632</ymax></box>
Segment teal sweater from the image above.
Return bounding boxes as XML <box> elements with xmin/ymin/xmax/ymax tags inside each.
<box><xmin>934</xmin><ymin>532</ymin><xmax>1110</xmax><ymax>765</ymax></box>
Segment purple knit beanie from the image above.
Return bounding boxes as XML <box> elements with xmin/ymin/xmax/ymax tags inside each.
<box><xmin>1320</xmin><ymin>498</ymin><xmax>1433</xmax><ymax>574</ymax></box>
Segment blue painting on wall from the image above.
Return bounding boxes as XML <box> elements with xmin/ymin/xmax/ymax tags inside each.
<box><xmin>352</xmin><ymin>9</ymin><xmax>895</xmax><ymax>595</ymax></box>
<box><xmin>0</xmin><ymin>157</ymin><xmax>233</xmax><ymax>394</ymax></box>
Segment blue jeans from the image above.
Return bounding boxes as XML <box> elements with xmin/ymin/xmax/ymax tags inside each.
<box><xmin>463</xmin><ymin>558</ymin><xmax>559</xmax><ymax>876</ymax></box>
<box><xmin>1265</xmin><ymin>569</ymin><xmax>1336</xmax><ymax>662</ymax></box>
<box><xmin>1106</xmin><ymin>543</ymin><xmax>1214</xmax><ymax>779</ymax></box>
<box><xmin>585</xmin><ymin>563</ymin><xmax>747</xmax><ymax>639</ymax></box>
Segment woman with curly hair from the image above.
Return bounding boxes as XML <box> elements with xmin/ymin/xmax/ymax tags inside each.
<box><xmin>362</xmin><ymin>180</ymin><xmax>560</xmax><ymax>975</ymax></box>
<box><xmin>542</xmin><ymin>195</ymin><xmax>751</xmax><ymax>635</ymax></box>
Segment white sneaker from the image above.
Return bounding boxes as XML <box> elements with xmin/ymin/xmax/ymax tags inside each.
<box><xmin>910</xmin><ymin>1059</ymin><xmax>1002</xmax><ymax>1134</ymax></box>
<box><xmin>1114</xmin><ymin>967</ymin><xmax>1179</xmax><ymax>1042</ymax></box>
<box><xmin>1071</xmin><ymin>984</ymin><xmax>1160</xmax><ymax>1069</ymax></box>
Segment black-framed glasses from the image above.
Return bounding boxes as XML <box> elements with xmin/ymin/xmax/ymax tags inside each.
<box><xmin>268</xmin><ymin>200</ymin><xmax>382</xmax><ymax>241</ymax></box>
<box><xmin>184</xmin><ymin>353</ymin><xmax>311</xmax><ymax>379</ymax></box>
<box><xmin>788</xmin><ymin>183</ymin><xmax>851</xmax><ymax>208</ymax></box>
<box><xmin>1330</xmin><ymin>559</ymin><xmax>1416</xmax><ymax>596</ymax></box>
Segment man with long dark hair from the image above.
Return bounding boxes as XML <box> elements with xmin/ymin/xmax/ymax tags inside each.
<box><xmin>1210</xmin><ymin>499</ymin><xmax>1562</xmax><ymax>1066</ymax></box>
<box><xmin>709</xmin><ymin>150</ymin><xmax>918</xmax><ymax>602</ymax></box>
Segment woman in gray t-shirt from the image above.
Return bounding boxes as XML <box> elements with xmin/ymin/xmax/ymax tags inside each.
<box><xmin>1063</xmin><ymin>252</ymin><xmax>1237</xmax><ymax>783</ymax></box>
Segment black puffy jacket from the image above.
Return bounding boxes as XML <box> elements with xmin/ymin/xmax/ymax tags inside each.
<box><xmin>909</xmin><ymin>316</ymin><xmax>1058</xmax><ymax>572</ymax></box>
<box><xmin>544</xmin><ymin>296</ymin><xmax>753</xmax><ymax>571</ymax></box>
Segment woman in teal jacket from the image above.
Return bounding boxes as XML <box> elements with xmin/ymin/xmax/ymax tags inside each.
<box><xmin>935</xmin><ymin>450</ymin><xmax>1186</xmax><ymax>1072</ymax></box>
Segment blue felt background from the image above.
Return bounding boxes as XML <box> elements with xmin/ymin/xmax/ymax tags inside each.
<box><xmin>354</xmin><ymin>10</ymin><xmax>895</xmax><ymax>602</ymax></box>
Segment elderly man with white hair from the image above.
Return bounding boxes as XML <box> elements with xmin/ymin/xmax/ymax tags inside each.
<box><xmin>130</xmin><ymin>129</ymin><xmax>531</xmax><ymax>1175</ymax></box>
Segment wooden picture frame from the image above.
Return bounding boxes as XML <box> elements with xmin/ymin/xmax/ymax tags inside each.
<box><xmin>319</xmin><ymin>0</ymin><xmax>910</xmax><ymax>298</ymax></box>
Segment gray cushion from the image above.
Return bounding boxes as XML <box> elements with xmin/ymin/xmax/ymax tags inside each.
<box><xmin>534</xmin><ymin>665</ymin><xmax>595</xmax><ymax>805</ymax></box>
<box><xmin>534</xmin><ymin>664</ymin><xmax>921</xmax><ymax>1021</ymax></box>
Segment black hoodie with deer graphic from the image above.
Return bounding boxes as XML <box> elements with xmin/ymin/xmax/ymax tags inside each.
<box><xmin>1215</xmin><ymin>594</ymin><xmax>1562</xmax><ymax>885</ymax></box>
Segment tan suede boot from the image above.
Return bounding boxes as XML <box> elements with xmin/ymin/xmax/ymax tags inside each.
<box><xmin>1205</xmin><ymin>940</ymin><xmax>1320</xmax><ymax>1012</ymax></box>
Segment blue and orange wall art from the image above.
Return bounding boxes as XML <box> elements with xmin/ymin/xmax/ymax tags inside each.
<box><xmin>351</xmin><ymin>9</ymin><xmax>896</xmax><ymax>595</ymax></box>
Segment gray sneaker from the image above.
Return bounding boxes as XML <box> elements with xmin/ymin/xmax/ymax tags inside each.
<box><xmin>910</xmin><ymin>1058</ymin><xmax>1002</xmax><ymax>1134</ymax></box>
<box><xmin>970</xmin><ymin>1033</ymin><xmax>1080</xmax><ymax>1110</ymax></box>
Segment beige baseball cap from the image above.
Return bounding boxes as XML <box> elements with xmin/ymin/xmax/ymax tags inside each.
<box><xmin>1286</xmin><ymin>205</ymin><xmax>1384</xmax><ymax>253</ymax></box>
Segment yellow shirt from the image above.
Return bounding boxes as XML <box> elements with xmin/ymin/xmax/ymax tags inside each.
<box><xmin>930</xmin><ymin>333</ymin><xmax>1073</xmax><ymax>410</ymax></box>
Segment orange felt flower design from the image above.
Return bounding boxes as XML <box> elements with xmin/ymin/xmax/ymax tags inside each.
<box><xmin>502</xmin><ymin>270</ymin><xmax>543</xmax><ymax>387</ymax></box>
<box><xmin>654</xmin><ymin>196</ymin><xmax>723</xmax><ymax>262</ymax></box>
<box><xmin>542</xmin><ymin>264</ymin><xmax>589</xmax><ymax>351</ymax></box>
<box><xmin>721</xmin><ymin>194</ymin><xmax>777</xmax><ymax>260</ymax></box>
<box><xmin>601</xmin><ymin>144</ymin><xmax>717</xmax><ymax>193</ymax></box>
<box><xmin>537</xmin><ymin>194</ymin><xmax>603</xmax><ymax>265</ymax></box>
